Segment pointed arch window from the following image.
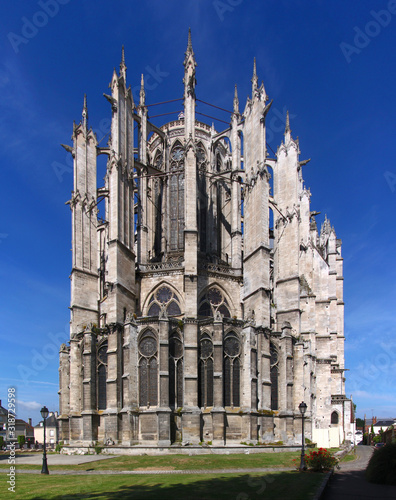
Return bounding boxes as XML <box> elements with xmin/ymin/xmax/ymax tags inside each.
<box><xmin>170</xmin><ymin>142</ymin><xmax>185</xmax><ymax>251</ymax></box>
<box><xmin>198</xmin><ymin>333</ymin><xmax>214</xmax><ymax>408</ymax></box>
<box><xmin>198</xmin><ymin>287</ymin><xmax>230</xmax><ymax>318</ymax></box>
<box><xmin>331</xmin><ymin>411</ymin><xmax>339</xmax><ymax>425</ymax></box>
<box><xmin>97</xmin><ymin>341</ymin><xmax>108</xmax><ymax>410</ymax></box>
<box><xmin>270</xmin><ymin>344</ymin><xmax>279</xmax><ymax>411</ymax></box>
<box><xmin>138</xmin><ymin>331</ymin><xmax>158</xmax><ymax>407</ymax></box>
<box><xmin>154</xmin><ymin>149</ymin><xmax>163</xmax><ymax>171</ymax></box>
<box><xmin>197</xmin><ymin>143</ymin><xmax>208</xmax><ymax>253</ymax></box>
<box><xmin>147</xmin><ymin>286</ymin><xmax>181</xmax><ymax>317</ymax></box>
<box><xmin>224</xmin><ymin>332</ymin><xmax>240</xmax><ymax>407</ymax></box>
<box><xmin>169</xmin><ymin>331</ymin><xmax>183</xmax><ymax>408</ymax></box>
<box><xmin>153</xmin><ymin>177</ymin><xmax>163</xmax><ymax>258</ymax></box>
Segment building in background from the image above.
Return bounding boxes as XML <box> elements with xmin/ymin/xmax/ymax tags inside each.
<box><xmin>58</xmin><ymin>32</ymin><xmax>352</xmax><ymax>449</ymax></box>
<box><xmin>0</xmin><ymin>401</ymin><xmax>34</xmax><ymax>446</ymax></box>
<box><xmin>34</xmin><ymin>411</ymin><xmax>59</xmax><ymax>447</ymax></box>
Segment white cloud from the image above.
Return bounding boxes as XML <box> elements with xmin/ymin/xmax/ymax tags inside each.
<box><xmin>16</xmin><ymin>400</ymin><xmax>42</xmax><ymax>411</ymax></box>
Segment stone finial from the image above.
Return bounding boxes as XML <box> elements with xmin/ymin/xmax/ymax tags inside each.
<box><xmin>139</xmin><ymin>73</ymin><xmax>145</xmax><ymax>106</ymax></box>
<box><xmin>125</xmin><ymin>311</ymin><xmax>137</xmax><ymax>325</ymax></box>
<box><xmin>233</xmin><ymin>84</ymin><xmax>239</xmax><ymax>114</ymax></box>
<box><xmin>187</xmin><ymin>27</ymin><xmax>193</xmax><ymax>54</ymax></box>
<box><xmin>159</xmin><ymin>304</ymin><xmax>168</xmax><ymax>320</ymax></box>
<box><xmin>214</xmin><ymin>310</ymin><xmax>223</xmax><ymax>323</ymax></box>
<box><xmin>120</xmin><ymin>45</ymin><xmax>127</xmax><ymax>81</ymax></box>
<box><xmin>285</xmin><ymin>110</ymin><xmax>291</xmax><ymax>135</ymax></box>
<box><xmin>82</xmin><ymin>94</ymin><xmax>88</xmax><ymax>130</ymax></box>
<box><xmin>251</xmin><ymin>57</ymin><xmax>258</xmax><ymax>94</ymax></box>
<box><xmin>184</xmin><ymin>28</ymin><xmax>197</xmax><ymax>69</ymax></box>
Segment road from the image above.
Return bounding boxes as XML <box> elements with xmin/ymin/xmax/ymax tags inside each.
<box><xmin>322</xmin><ymin>445</ymin><xmax>396</xmax><ymax>499</ymax></box>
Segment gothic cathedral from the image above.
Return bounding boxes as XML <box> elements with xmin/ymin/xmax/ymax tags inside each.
<box><xmin>58</xmin><ymin>31</ymin><xmax>353</xmax><ymax>449</ymax></box>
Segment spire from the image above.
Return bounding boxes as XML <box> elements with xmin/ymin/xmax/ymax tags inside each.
<box><xmin>284</xmin><ymin>110</ymin><xmax>292</xmax><ymax>142</ymax></box>
<box><xmin>285</xmin><ymin>110</ymin><xmax>290</xmax><ymax>133</ymax></box>
<box><xmin>184</xmin><ymin>27</ymin><xmax>197</xmax><ymax>68</ymax></box>
<box><xmin>184</xmin><ymin>28</ymin><xmax>197</xmax><ymax>100</ymax></box>
<box><xmin>233</xmin><ymin>84</ymin><xmax>239</xmax><ymax>114</ymax></box>
<box><xmin>139</xmin><ymin>73</ymin><xmax>145</xmax><ymax>106</ymax></box>
<box><xmin>187</xmin><ymin>27</ymin><xmax>193</xmax><ymax>54</ymax></box>
<box><xmin>252</xmin><ymin>57</ymin><xmax>258</xmax><ymax>95</ymax></box>
<box><xmin>82</xmin><ymin>94</ymin><xmax>88</xmax><ymax>130</ymax></box>
<box><xmin>120</xmin><ymin>45</ymin><xmax>127</xmax><ymax>81</ymax></box>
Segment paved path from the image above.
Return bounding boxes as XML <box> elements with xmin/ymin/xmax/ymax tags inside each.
<box><xmin>322</xmin><ymin>445</ymin><xmax>396</xmax><ymax>499</ymax></box>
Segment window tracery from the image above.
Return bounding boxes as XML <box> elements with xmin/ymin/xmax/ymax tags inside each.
<box><xmin>270</xmin><ymin>343</ymin><xmax>279</xmax><ymax>411</ymax></box>
<box><xmin>169</xmin><ymin>142</ymin><xmax>185</xmax><ymax>251</ymax></box>
<box><xmin>138</xmin><ymin>331</ymin><xmax>158</xmax><ymax>406</ymax></box>
<box><xmin>154</xmin><ymin>149</ymin><xmax>163</xmax><ymax>170</ymax></box>
<box><xmin>198</xmin><ymin>287</ymin><xmax>230</xmax><ymax>318</ymax></box>
<box><xmin>97</xmin><ymin>341</ymin><xmax>108</xmax><ymax>410</ymax></box>
<box><xmin>198</xmin><ymin>332</ymin><xmax>214</xmax><ymax>407</ymax></box>
<box><xmin>169</xmin><ymin>331</ymin><xmax>183</xmax><ymax>408</ymax></box>
<box><xmin>223</xmin><ymin>332</ymin><xmax>240</xmax><ymax>407</ymax></box>
<box><xmin>147</xmin><ymin>286</ymin><xmax>181</xmax><ymax>317</ymax></box>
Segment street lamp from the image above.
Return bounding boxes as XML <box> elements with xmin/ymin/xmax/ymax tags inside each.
<box><xmin>299</xmin><ymin>401</ymin><xmax>307</xmax><ymax>471</ymax></box>
<box><xmin>40</xmin><ymin>406</ymin><xmax>49</xmax><ymax>475</ymax></box>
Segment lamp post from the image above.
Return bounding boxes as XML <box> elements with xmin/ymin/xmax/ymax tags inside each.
<box><xmin>40</xmin><ymin>406</ymin><xmax>49</xmax><ymax>475</ymax></box>
<box><xmin>299</xmin><ymin>401</ymin><xmax>307</xmax><ymax>471</ymax></box>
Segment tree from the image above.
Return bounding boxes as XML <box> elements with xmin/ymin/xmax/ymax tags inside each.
<box><xmin>17</xmin><ymin>435</ymin><xmax>25</xmax><ymax>448</ymax></box>
<box><xmin>0</xmin><ymin>436</ymin><xmax>4</xmax><ymax>449</ymax></box>
<box><xmin>356</xmin><ymin>417</ymin><xmax>364</xmax><ymax>428</ymax></box>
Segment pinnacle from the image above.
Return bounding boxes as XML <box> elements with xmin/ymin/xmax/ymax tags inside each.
<box><xmin>82</xmin><ymin>94</ymin><xmax>88</xmax><ymax>128</ymax></box>
<box><xmin>120</xmin><ymin>45</ymin><xmax>127</xmax><ymax>80</ymax></box>
<box><xmin>187</xmin><ymin>27</ymin><xmax>193</xmax><ymax>53</ymax></box>
<box><xmin>139</xmin><ymin>73</ymin><xmax>145</xmax><ymax>105</ymax></box>
<box><xmin>251</xmin><ymin>57</ymin><xmax>258</xmax><ymax>92</ymax></box>
<box><xmin>233</xmin><ymin>84</ymin><xmax>239</xmax><ymax>114</ymax></box>
<box><xmin>285</xmin><ymin>110</ymin><xmax>291</xmax><ymax>135</ymax></box>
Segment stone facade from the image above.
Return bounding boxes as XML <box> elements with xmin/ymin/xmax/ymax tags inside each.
<box><xmin>58</xmin><ymin>33</ymin><xmax>353</xmax><ymax>448</ymax></box>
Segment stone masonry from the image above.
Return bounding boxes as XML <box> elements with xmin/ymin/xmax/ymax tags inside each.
<box><xmin>58</xmin><ymin>31</ymin><xmax>353</xmax><ymax>449</ymax></box>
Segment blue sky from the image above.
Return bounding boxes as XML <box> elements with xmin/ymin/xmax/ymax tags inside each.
<box><xmin>1</xmin><ymin>0</ymin><xmax>396</xmax><ymax>425</ymax></box>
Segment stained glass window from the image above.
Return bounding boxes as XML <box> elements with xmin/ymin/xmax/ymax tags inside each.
<box><xmin>270</xmin><ymin>344</ymin><xmax>279</xmax><ymax>411</ymax></box>
<box><xmin>223</xmin><ymin>333</ymin><xmax>240</xmax><ymax>407</ymax></box>
<box><xmin>147</xmin><ymin>286</ymin><xmax>182</xmax><ymax>317</ymax></box>
<box><xmin>97</xmin><ymin>342</ymin><xmax>108</xmax><ymax>410</ymax></box>
<box><xmin>138</xmin><ymin>332</ymin><xmax>158</xmax><ymax>406</ymax></box>
<box><xmin>170</xmin><ymin>143</ymin><xmax>185</xmax><ymax>252</ymax></box>
<box><xmin>198</xmin><ymin>287</ymin><xmax>231</xmax><ymax>318</ymax></box>
<box><xmin>169</xmin><ymin>333</ymin><xmax>183</xmax><ymax>409</ymax></box>
<box><xmin>198</xmin><ymin>334</ymin><xmax>214</xmax><ymax>408</ymax></box>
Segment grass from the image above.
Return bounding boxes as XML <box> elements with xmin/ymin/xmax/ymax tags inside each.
<box><xmin>0</xmin><ymin>451</ymin><xmax>303</xmax><ymax>471</ymax></box>
<box><xmin>339</xmin><ymin>449</ymin><xmax>357</xmax><ymax>463</ymax></box>
<box><xmin>1</xmin><ymin>470</ymin><xmax>325</xmax><ymax>500</ymax></box>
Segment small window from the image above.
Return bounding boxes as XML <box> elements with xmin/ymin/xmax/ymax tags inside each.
<box><xmin>331</xmin><ymin>411</ymin><xmax>339</xmax><ymax>425</ymax></box>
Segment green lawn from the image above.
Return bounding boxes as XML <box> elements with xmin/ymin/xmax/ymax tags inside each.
<box><xmin>2</xmin><ymin>470</ymin><xmax>325</xmax><ymax>500</ymax></box>
<box><xmin>0</xmin><ymin>451</ymin><xmax>303</xmax><ymax>471</ymax></box>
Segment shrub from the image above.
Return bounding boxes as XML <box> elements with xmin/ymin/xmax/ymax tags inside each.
<box><xmin>17</xmin><ymin>435</ymin><xmax>25</xmax><ymax>448</ymax></box>
<box><xmin>366</xmin><ymin>443</ymin><xmax>396</xmax><ymax>485</ymax></box>
<box><xmin>305</xmin><ymin>448</ymin><xmax>338</xmax><ymax>472</ymax></box>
